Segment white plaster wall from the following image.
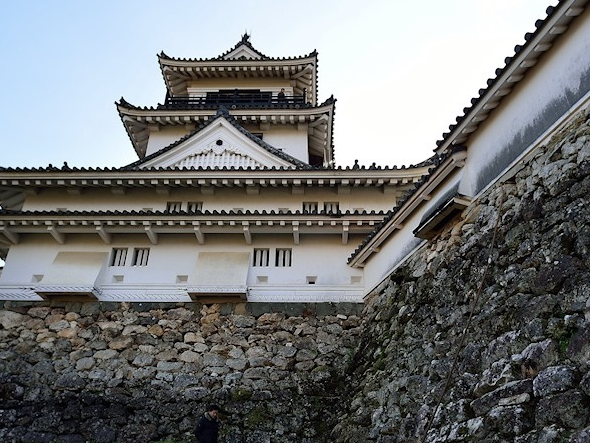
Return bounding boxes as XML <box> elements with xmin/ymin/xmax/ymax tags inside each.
<box><xmin>0</xmin><ymin>232</ymin><xmax>365</xmax><ymax>301</ymax></box>
<box><xmin>460</xmin><ymin>7</ymin><xmax>590</xmax><ymax>197</ymax></box>
<box><xmin>145</xmin><ymin>127</ymin><xmax>191</xmax><ymax>157</ymax></box>
<box><xmin>21</xmin><ymin>186</ymin><xmax>402</xmax><ymax>213</ymax></box>
<box><xmin>362</xmin><ymin>174</ymin><xmax>461</xmax><ymax>294</ymax></box>
<box><xmin>187</xmin><ymin>78</ymin><xmax>292</xmax><ymax>91</ymax></box>
<box><xmin>263</xmin><ymin>126</ymin><xmax>309</xmax><ymax>163</ymax></box>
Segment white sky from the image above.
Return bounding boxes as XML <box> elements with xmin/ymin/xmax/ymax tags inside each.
<box><xmin>0</xmin><ymin>0</ymin><xmax>552</xmax><ymax>170</ymax></box>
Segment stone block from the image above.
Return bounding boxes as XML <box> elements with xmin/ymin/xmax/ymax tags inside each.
<box><xmin>532</xmin><ymin>365</ymin><xmax>578</xmax><ymax>397</ymax></box>
<box><xmin>471</xmin><ymin>379</ymin><xmax>533</xmax><ymax>416</ymax></box>
<box><xmin>570</xmin><ymin>426</ymin><xmax>590</xmax><ymax>443</ymax></box>
<box><xmin>484</xmin><ymin>405</ymin><xmax>533</xmax><ymax>437</ymax></box>
<box><xmin>0</xmin><ymin>311</ymin><xmax>25</xmax><ymax>329</ymax></box>
<box><xmin>93</xmin><ymin>349</ymin><xmax>117</xmax><ymax>360</ymax></box>
<box><xmin>474</xmin><ymin>359</ymin><xmax>515</xmax><ymax>397</ymax></box>
<box><xmin>514</xmin><ymin>425</ymin><xmax>564</xmax><ymax>443</ymax></box>
<box><xmin>535</xmin><ymin>390</ymin><xmax>589</xmax><ymax>429</ymax></box>
<box><xmin>75</xmin><ymin>357</ymin><xmax>95</xmax><ymax>371</ymax></box>
<box><xmin>514</xmin><ymin>339</ymin><xmax>559</xmax><ymax>374</ymax></box>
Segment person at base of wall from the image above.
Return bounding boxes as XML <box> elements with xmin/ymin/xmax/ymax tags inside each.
<box><xmin>195</xmin><ymin>404</ymin><xmax>221</xmax><ymax>443</ymax></box>
<box><xmin>277</xmin><ymin>88</ymin><xmax>286</xmax><ymax>103</ymax></box>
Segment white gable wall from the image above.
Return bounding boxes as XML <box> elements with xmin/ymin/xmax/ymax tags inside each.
<box><xmin>140</xmin><ymin>118</ymin><xmax>293</xmax><ymax>169</ymax></box>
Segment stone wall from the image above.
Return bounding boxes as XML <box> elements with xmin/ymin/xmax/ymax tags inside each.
<box><xmin>0</xmin><ymin>301</ymin><xmax>362</xmax><ymax>443</ymax></box>
<box><xmin>330</xmin><ymin>108</ymin><xmax>590</xmax><ymax>442</ymax></box>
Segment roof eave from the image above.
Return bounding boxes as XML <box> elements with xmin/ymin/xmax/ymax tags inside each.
<box><xmin>349</xmin><ymin>149</ymin><xmax>467</xmax><ymax>268</ymax></box>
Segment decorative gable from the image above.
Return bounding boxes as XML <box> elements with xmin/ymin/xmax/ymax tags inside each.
<box><xmin>139</xmin><ymin>116</ymin><xmax>296</xmax><ymax>170</ymax></box>
<box><xmin>222</xmin><ymin>44</ymin><xmax>263</xmax><ymax>60</ymax></box>
<box><xmin>172</xmin><ymin>139</ymin><xmax>263</xmax><ymax>169</ymax></box>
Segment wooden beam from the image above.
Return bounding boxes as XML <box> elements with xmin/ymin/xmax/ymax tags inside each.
<box><xmin>47</xmin><ymin>226</ymin><xmax>65</xmax><ymax>244</ymax></box>
<box><xmin>96</xmin><ymin>225</ymin><xmax>112</xmax><ymax>244</ymax></box>
<box><xmin>194</xmin><ymin>225</ymin><xmax>205</xmax><ymax>245</ymax></box>
<box><xmin>293</xmin><ymin>222</ymin><xmax>300</xmax><ymax>245</ymax></box>
<box><xmin>243</xmin><ymin>222</ymin><xmax>252</xmax><ymax>245</ymax></box>
<box><xmin>0</xmin><ymin>227</ymin><xmax>19</xmax><ymax>244</ymax></box>
<box><xmin>342</xmin><ymin>224</ymin><xmax>349</xmax><ymax>245</ymax></box>
<box><xmin>145</xmin><ymin>226</ymin><xmax>158</xmax><ymax>245</ymax></box>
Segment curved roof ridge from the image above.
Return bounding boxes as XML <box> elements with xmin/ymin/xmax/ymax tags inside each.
<box><xmin>158</xmin><ymin>35</ymin><xmax>317</xmax><ymax>63</ymax></box>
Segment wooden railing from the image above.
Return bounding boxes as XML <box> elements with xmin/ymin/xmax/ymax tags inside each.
<box><xmin>165</xmin><ymin>91</ymin><xmax>307</xmax><ymax>107</ymax></box>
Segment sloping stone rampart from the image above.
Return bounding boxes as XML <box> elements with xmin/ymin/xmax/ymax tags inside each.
<box><xmin>331</xmin><ymin>108</ymin><xmax>590</xmax><ymax>442</ymax></box>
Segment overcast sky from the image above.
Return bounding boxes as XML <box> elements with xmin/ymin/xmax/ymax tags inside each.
<box><xmin>0</xmin><ymin>0</ymin><xmax>550</xmax><ymax>170</ymax></box>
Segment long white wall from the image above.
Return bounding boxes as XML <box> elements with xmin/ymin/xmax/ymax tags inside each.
<box><xmin>0</xmin><ymin>233</ymin><xmax>365</xmax><ymax>302</ymax></box>
<box><xmin>361</xmin><ymin>8</ymin><xmax>590</xmax><ymax>297</ymax></box>
<box><xmin>460</xmin><ymin>7</ymin><xmax>590</xmax><ymax>197</ymax></box>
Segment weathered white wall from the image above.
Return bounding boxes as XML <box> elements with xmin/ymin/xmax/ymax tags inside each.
<box><xmin>460</xmin><ymin>7</ymin><xmax>590</xmax><ymax>197</ymax></box>
<box><xmin>362</xmin><ymin>174</ymin><xmax>461</xmax><ymax>294</ymax></box>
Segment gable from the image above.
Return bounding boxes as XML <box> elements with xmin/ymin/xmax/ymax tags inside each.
<box><xmin>139</xmin><ymin>117</ymin><xmax>295</xmax><ymax>169</ymax></box>
<box><xmin>222</xmin><ymin>44</ymin><xmax>263</xmax><ymax>60</ymax></box>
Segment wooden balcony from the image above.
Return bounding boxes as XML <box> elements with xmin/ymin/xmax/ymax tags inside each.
<box><xmin>164</xmin><ymin>91</ymin><xmax>307</xmax><ymax>108</ymax></box>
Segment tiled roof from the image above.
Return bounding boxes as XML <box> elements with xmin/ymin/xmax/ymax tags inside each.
<box><xmin>159</xmin><ymin>34</ymin><xmax>317</xmax><ymax>62</ymax></box>
<box><xmin>121</xmin><ymin>108</ymin><xmax>312</xmax><ymax>170</ymax></box>
<box><xmin>347</xmin><ymin>149</ymin><xmax>460</xmax><ymax>263</ymax></box>
<box><xmin>0</xmin><ymin>209</ymin><xmax>386</xmax><ymax>217</ymax></box>
<box><xmin>435</xmin><ymin>1</ymin><xmax>582</xmax><ymax>153</ymax></box>
<box><xmin>0</xmin><ymin>159</ymin><xmax>433</xmax><ymax>174</ymax></box>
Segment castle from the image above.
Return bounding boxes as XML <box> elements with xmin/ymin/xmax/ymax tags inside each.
<box><xmin>0</xmin><ymin>35</ymin><xmax>429</xmax><ymax>303</ymax></box>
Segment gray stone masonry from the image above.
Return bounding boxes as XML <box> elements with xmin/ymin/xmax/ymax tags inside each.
<box><xmin>0</xmin><ymin>302</ymin><xmax>362</xmax><ymax>442</ymax></box>
<box><xmin>331</xmin><ymin>107</ymin><xmax>590</xmax><ymax>442</ymax></box>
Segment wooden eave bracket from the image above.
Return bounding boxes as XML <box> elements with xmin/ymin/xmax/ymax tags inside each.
<box><xmin>0</xmin><ymin>226</ymin><xmax>20</xmax><ymax>244</ymax></box>
<box><xmin>96</xmin><ymin>225</ymin><xmax>112</xmax><ymax>244</ymax></box>
<box><xmin>292</xmin><ymin>222</ymin><xmax>300</xmax><ymax>245</ymax></box>
<box><xmin>144</xmin><ymin>225</ymin><xmax>159</xmax><ymax>245</ymax></box>
<box><xmin>47</xmin><ymin>225</ymin><xmax>65</xmax><ymax>244</ymax></box>
<box><xmin>243</xmin><ymin>222</ymin><xmax>252</xmax><ymax>245</ymax></box>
